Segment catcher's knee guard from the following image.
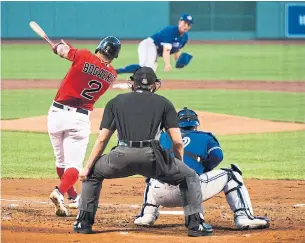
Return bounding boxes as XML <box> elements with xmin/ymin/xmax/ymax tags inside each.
<box><xmin>222</xmin><ymin>164</ymin><xmax>269</xmax><ymax>229</ymax></box>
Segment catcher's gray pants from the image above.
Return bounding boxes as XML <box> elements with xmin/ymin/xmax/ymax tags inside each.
<box><xmin>79</xmin><ymin>146</ymin><xmax>203</xmax><ymax>219</ymax></box>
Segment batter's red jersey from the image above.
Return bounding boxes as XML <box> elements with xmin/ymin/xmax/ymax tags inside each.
<box><xmin>54</xmin><ymin>48</ymin><xmax>117</xmax><ymax>111</ymax></box>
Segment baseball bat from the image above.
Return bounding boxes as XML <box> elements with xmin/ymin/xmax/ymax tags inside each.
<box><xmin>29</xmin><ymin>21</ymin><xmax>54</xmax><ymax>46</ymax></box>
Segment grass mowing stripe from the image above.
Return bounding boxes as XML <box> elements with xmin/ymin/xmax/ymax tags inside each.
<box><xmin>2</xmin><ymin>44</ymin><xmax>305</xmax><ymax>81</ymax></box>
<box><xmin>218</xmin><ymin>131</ymin><xmax>305</xmax><ymax>180</ymax></box>
<box><xmin>159</xmin><ymin>90</ymin><xmax>305</xmax><ymax>123</ymax></box>
<box><xmin>1</xmin><ymin>132</ymin><xmax>100</xmax><ymax>179</ymax></box>
<box><xmin>2</xmin><ymin>89</ymin><xmax>305</xmax><ymax>123</ymax></box>
<box><xmin>0</xmin><ymin>89</ymin><xmax>123</xmax><ymax>119</ymax></box>
<box><xmin>1</xmin><ymin>131</ymin><xmax>304</xmax><ymax>180</ymax></box>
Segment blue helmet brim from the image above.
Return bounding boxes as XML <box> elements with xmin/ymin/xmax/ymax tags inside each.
<box><xmin>178</xmin><ymin>120</ymin><xmax>200</xmax><ymax>128</ymax></box>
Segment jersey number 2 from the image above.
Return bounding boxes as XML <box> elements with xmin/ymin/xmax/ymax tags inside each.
<box><xmin>81</xmin><ymin>80</ymin><xmax>103</xmax><ymax>100</ymax></box>
<box><xmin>182</xmin><ymin>137</ymin><xmax>191</xmax><ymax>147</ymax></box>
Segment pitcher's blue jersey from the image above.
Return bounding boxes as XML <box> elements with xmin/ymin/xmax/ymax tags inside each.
<box><xmin>160</xmin><ymin>130</ymin><xmax>222</xmax><ymax>175</ymax></box>
<box><xmin>151</xmin><ymin>26</ymin><xmax>188</xmax><ymax>57</ymax></box>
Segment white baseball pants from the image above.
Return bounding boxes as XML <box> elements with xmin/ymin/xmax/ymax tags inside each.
<box><xmin>47</xmin><ymin>103</ymin><xmax>91</xmax><ymax>172</ymax></box>
<box><xmin>138</xmin><ymin>38</ymin><xmax>158</xmax><ymax>71</ymax></box>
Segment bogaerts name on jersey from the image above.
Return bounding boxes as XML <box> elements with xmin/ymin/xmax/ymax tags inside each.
<box><xmin>82</xmin><ymin>62</ymin><xmax>115</xmax><ymax>84</ymax></box>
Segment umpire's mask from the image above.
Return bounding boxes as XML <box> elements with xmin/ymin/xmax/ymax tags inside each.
<box><xmin>129</xmin><ymin>66</ymin><xmax>161</xmax><ymax>93</ymax></box>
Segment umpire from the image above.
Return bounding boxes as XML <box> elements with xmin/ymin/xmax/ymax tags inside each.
<box><xmin>73</xmin><ymin>67</ymin><xmax>213</xmax><ymax>237</ymax></box>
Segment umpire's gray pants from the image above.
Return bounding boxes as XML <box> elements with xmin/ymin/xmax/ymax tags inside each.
<box><xmin>79</xmin><ymin>146</ymin><xmax>203</xmax><ymax>218</ymax></box>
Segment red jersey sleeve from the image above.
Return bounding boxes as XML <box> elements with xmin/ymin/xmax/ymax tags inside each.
<box><xmin>67</xmin><ymin>49</ymin><xmax>91</xmax><ymax>63</ymax></box>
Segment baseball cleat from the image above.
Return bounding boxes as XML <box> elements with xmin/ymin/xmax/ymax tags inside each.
<box><xmin>186</xmin><ymin>213</ymin><xmax>213</xmax><ymax>237</ymax></box>
<box><xmin>235</xmin><ymin>215</ymin><xmax>270</xmax><ymax>229</ymax></box>
<box><xmin>73</xmin><ymin>221</ymin><xmax>93</xmax><ymax>234</ymax></box>
<box><xmin>50</xmin><ymin>187</ymin><xmax>69</xmax><ymax>217</ymax></box>
<box><xmin>134</xmin><ymin>212</ymin><xmax>159</xmax><ymax>226</ymax></box>
<box><xmin>188</xmin><ymin>222</ymin><xmax>213</xmax><ymax>237</ymax></box>
<box><xmin>68</xmin><ymin>194</ymin><xmax>80</xmax><ymax>209</ymax></box>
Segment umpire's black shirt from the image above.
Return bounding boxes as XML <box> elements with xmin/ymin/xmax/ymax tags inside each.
<box><xmin>100</xmin><ymin>90</ymin><xmax>178</xmax><ymax>141</ymax></box>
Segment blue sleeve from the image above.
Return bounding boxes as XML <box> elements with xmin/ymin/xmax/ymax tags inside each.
<box><xmin>159</xmin><ymin>26</ymin><xmax>176</xmax><ymax>43</ymax></box>
<box><xmin>159</xmin><ymin>132</ymin><xmax>173</xmax><ymax>151</ymax></box>
<box><xmin>204</xmin><ymin>137</ymin><xmax>223</xmax><ymax>172</ymax></box>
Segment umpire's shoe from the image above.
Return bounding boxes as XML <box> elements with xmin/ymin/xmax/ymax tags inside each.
<box><xmin>73</xmin><ymin>211</ymin><xmax>94</xmax><ymax>234</ymax></box>
<box><xmin>50</xmin><ymin>187</ymin><xmax>69</xmax><ymax>217</ymax></box>
<box><xmin>186</xmin><ymin>213</ymin><xmax>213</xmax><ymax>237</ymax></box>
<box><xmin>73</xmin><ymin>221</ymin><xmax>93</xmax><ymax>234</ymax></box>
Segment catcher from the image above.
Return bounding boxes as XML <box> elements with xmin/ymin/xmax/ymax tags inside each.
<box><xmin>115</xmin><ymin>13</ymin><xmax>193</xmax><ymax>74</ymax></box>
<box><xmin>134</xmin><ymin>107</ymin><xmax>270</xmax><ymax>230</ymax></box>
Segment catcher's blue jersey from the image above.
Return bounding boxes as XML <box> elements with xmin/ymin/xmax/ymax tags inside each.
<box><xmin>160</xmin><ymin>130</ymin><xmax>222</xmax><ymax>175</ymax></box>
<box><xmin>151</xmin><ymin>26</ymin><xmax>188</xmax><ymax>57</ymax></box>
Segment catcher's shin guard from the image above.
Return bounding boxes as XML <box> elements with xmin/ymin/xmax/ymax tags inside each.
<box><xmin>223</xmin><ymin>164</ymin><xmax>270</xmax><ymax>229</ymax></box>
<box><xmin>134</xmin><ymin>178</ymin><xmax>160</xmax><ymax>226</ymax></box>
<box><xmin>134</xmin><ymin>203</ymin><xmax>159</xmax><ymax>226</ymax></box>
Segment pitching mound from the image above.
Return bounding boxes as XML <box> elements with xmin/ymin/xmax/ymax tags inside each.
<box><xmin>2</xmin><ymin>108</ymin><xmax>305</xmax><ymax>135</ymax></box>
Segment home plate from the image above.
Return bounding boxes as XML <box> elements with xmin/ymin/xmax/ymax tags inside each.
<box><xmin>159</xmin><ymin>211</ymin><xmax>184</xmax><ymax>215</ymax></box>
<box><xmin>293</xmin><ymin>204</ymin><xmax>305</xmax><ymax>208</ymax></box>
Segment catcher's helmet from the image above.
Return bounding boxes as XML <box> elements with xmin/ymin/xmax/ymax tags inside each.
<box><xmin>95</xmin><ymin>36</ymin><xmax>121</xmax><ymax>59</ymax></box>
<box><xmin>177</xmin><ymin>107</ymin><xmax>199</xmax><ymax>128</ymax></box>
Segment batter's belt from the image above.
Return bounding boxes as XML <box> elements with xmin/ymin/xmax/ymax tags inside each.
<box><xmin>53</xmin><ymin>101</ymin><xmax>89</xmax><ymax>115</ymax></box>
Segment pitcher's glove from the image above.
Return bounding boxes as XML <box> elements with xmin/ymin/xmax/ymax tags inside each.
<box><xmin>175</xmin><ymin>52</ymin><xmax>193</xmax><ymax>69</ymax></box>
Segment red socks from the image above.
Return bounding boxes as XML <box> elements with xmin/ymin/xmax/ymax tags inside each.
<box><xmin>56</xmin><ymin>167</ymin><xmax>78</xmax><ymax>198</ymax></box>
<box><xmin>56</xmin><ymin>167</ymin><xmax>65</xmax><ymax>178</ymax></box>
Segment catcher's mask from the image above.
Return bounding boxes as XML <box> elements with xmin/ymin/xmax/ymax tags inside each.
<box><xmin>177</xmin><ymin>107</ymin><xmax>200</xmax><ymax>129</ymax></box>
<box><xmin>129</xmin><ymin>66</ymin><xmax>161</xmax><ymax>93</ymax></box>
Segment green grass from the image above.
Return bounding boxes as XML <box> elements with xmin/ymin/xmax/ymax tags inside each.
<box><xmin>2</xmin><ymin>131</ymin><xmax>304</xmax><ymax>179</ymax></box>
<box><xmin>2</xmin><ymin>89</ymin><xmax>305</xmax><ymax>123</ymax></box>
<box><xmin>0</xmin><ymin>89</ymin><xmax>123</xmax><ymax>119</ymax></box>
<box><xmin>2</xmin><ymin>43</ymin><xmax>305</xmax><ymax>81</ymax></box>
<box><xmin>218</xmin><ymin>131</ymin><xmax>305</xmax><ymax>180</ymax></box>
<box><xmin>1</xmin><ymin>132</ymin><xmax>100</xmax><ymax>179</ymax></box>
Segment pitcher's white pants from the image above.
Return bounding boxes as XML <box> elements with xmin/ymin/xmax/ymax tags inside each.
<box><xmin>47</xmin><ymin>104</ymin><xmax>91</xmax><ymax>172</ymax></box>
<box><xmin>138</xmin><ymin>38</ymin><xmax>158</xmax><ymax>71</ymax></box>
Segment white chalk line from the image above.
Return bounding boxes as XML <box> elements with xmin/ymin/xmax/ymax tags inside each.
<box><xmin>0</xmin><ymin>198</ymin><xmax>139</xmax><ymax>208</ymax></box>
<box><xmin>0</xmin><ymin>198</ymin><xmax>184</xmax><ymax>215</ymax></box>
<box><xmin>293</xmin><ymin>204</ymin><xmax>305</xmax><ymax>208</ymax></box>
<box><xmin>1</xmin><ymin>198</ymin><xmax>49</xmax><ymax>204</ymax></box>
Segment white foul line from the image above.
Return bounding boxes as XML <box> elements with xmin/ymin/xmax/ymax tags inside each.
<box><xmin>0</xmin><ymin>198</ymin><xmax>139</xmax><ymax>207</ymax></box>
<box><xmin>0</xmin><ymin>198</ymin><xmax>185</xmax><ymax>215</ymax></box>
<box><xmin>1</xmin><ymin>198</ymin><xmax>49</xmax><ymax>204</ymax></box>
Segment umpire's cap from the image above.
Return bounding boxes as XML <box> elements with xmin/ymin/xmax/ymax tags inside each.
<box><xmin>177</xmin><ymin>107</ymin><xmax>200</xmax><ymax>128</ymax></box>
<box><xmin>130</xmin><ymin>66</ymin><xmax>160</xmax><ymax>86</ymax></box>
<box><xmin>95</xmin><ymin>36</ymin><xmax>121</xmax><ymax>59</ymax></box>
